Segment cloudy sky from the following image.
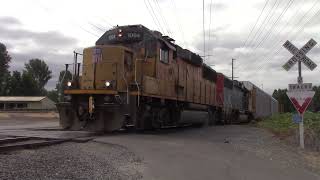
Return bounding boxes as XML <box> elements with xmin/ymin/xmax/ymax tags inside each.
<box><xmin>1</xmin><ymin>0</ymin><xmax>320</xmax><ymax>94</ymax></box>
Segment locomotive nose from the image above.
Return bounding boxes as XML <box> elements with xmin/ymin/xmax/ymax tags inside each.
<box><xmin>80</xmin><ymin>46</ymin><xmax>133</xmax><ymax>92</ymax></box>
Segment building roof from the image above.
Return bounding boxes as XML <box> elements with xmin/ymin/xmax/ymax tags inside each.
<box><xmin>0</xmin><ymin>96</ymin><xmax>46</xmax><ymax>102</ymax></box>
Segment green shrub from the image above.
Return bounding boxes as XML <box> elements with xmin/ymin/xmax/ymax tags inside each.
<box><xmin>258</xmin><ymin>112</ymin><xmax>320</xmax><ymax>135</ymax></box>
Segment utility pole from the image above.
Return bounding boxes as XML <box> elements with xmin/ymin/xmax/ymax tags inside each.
<box><xmin>232</xmin><ymin>58</ymin><xmax>235</xmax><ymax>81</ymax></box>
<box><xmin>203</xmin><ymin>0</ymin><xmax>205</xmax><ymax>62</ymax></box>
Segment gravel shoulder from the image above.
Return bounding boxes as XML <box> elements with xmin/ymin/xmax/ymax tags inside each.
<box><xmin>0</xmin><ymin>142</ymin><xmax>144</xmax><ymax>180</ymax></box>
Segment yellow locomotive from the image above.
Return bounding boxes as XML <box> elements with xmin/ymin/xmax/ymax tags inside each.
<box><xmin>57</xmin><ymin>25</ymin><xmax>244</xmax><ymax>131</ymax></box>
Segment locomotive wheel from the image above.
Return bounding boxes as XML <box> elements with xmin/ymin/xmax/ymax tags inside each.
<box><xmin>223</xmin><ymin>112</ymin><xmax>229</xmax><ymax>125</ymax></box>
<box><xmin>208</xmin><ymin>109</ymin><xmax>217</xmax><ymax>126</ymax></box>
<box><xmin>136</xmin><ymin>104</ymin><xmax>153</xmax><ymax>131</ymax></box>
<box><xmin>151</xmin><ymin>107</ymin><xmax>161</xmax><ymax>129</ymax></box>
<box><xmin>170</xmin><ymin>107</ymin><xmax>181</xmax><ymax>126</ymax></box>
<box><xmin>159</xmin><ymin>107</ymin><xmax>170</xmax><ymax>126</ymax></box>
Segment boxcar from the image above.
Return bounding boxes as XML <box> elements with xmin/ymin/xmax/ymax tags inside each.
<box><xmin>242</xmin><ymin>81</ymin><xmax>278</xmax><ymax>119</ymax></box>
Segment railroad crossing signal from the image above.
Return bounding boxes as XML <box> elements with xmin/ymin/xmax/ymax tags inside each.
<box><xmin>282</xmin><ymin>39</ymin><xmax>317</xmax><ymax>71</ymax></box>
<box><xmin>282</xmin><ymin>38</ymin><xmax>318</xmax><ymax>149</ymax></box>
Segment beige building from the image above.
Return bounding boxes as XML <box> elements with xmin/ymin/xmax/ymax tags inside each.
<box><xmin>0</xmin><ymin>97</ymin><xmax>56</xmax><ymax>110</ymax></box>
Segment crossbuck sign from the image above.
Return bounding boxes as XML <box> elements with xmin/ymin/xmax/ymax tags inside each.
<box><xmin>282</xmin><ymin>39</ymin><xmax>317</xmax><ymax>71</ymax></box>
<box><xmin>282</xmin><ymin>38</ymin><xmax>318</xmax><ymax>149</ymax></box>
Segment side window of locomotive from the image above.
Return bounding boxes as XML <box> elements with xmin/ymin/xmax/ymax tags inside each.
<box><xmin>160</xmin><ymin>48</ymin><xmax>169</xmax><ymax>63</ymax></box>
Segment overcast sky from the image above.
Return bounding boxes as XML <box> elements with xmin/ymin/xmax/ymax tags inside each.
<box><xmin>1</xmin><ymin>0</ymin><xmax>319</xmax><ymax>94</ymax></box>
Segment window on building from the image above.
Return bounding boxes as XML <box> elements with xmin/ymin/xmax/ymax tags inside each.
<box><xmin>8</xmin><ymin>103</ymin><xmax>15</xmax><ymax>109</ymax></box>
<box><xmin>17</xmin><ymin>103</ymin><xmax>27</xmax><ymax>109</ymax></box>
<box><xmin>160</xmin><ymin>48</ymin><xmax>169</xmax><ymax>63</ymax></box>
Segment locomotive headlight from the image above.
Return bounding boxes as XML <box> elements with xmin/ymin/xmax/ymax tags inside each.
<box><xmin>105</xmin><ymin>81</ymin><xmax>111</xmax><ymax>87</ymax></box>
<box><xmin>67</xmin><ymin>81</ymin><xmax>72</xmax><ymax>87</ymax></box>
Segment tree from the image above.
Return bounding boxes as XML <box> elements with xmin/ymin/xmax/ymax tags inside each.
<box><xmin>272</xmin><ymin>88</ymin><xmax>294</xmax><ymax>113</ymax></box>
<box><xmin>9</xmin><ymin>71</ymin><xmax>23</xmax><ymax>96</ymax></box>
<box><xmin>311</xmin><ymin>86</ymin><xmax>320</xmax><ymax>112</ymax></box>
<box><xmin>0</xmin><ymin>43</ymin><xmax>11</xmax><ymax>95</ymax></box>
<box><xmin>25</xmin><ymin>59</ymin><xmax>52</xmax><ymax>92</ymax></box>
<box><xmin>21</xmin><ymin>71</ymin><xmax>41</xmax><ymax>96</ymax></box>
<box><xmin>0</xmin><ymin>72</ymin><xmax>11</xmax><ymax>96</ymax></box>
<box><xmin>47</xmin><ymin>90</ymin><xmax>58</xmax><ymax>103</ymax></box>
<box><xmin>0</xmin><ymin>43</ymin><xmax>11</xmax><ymax>75</ymax></box>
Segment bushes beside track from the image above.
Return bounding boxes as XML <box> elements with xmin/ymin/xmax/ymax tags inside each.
<box><xmin>257</xmin><ymin>112</ymin><xmax>320</xmax><ymax>151</ymax></box>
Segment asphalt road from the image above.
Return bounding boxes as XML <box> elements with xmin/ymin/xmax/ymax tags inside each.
<box><xmin>94</xmin><ymin>126</ymin><xmax>320</xmax><ymax>180</ymax></box>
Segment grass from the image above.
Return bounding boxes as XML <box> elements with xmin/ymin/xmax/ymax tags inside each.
<box><xmin>258</xmin><ymin>112</ymin><xmax>320</xmax><ymax>138</ymax></box>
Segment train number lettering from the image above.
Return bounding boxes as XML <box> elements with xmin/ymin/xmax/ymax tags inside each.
<box><xmin>128</xmin><ymin>33</ymin><xmax>140</xmax><ymax>38</ymax></box>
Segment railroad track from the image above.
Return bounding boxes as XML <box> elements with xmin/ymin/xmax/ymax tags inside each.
<box><xmin>0</xmin><ymin>136</ymin><xmax>68</xmax><ymax>153</ymax></box>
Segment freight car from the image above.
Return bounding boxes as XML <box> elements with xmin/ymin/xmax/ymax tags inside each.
<box><xmin>56</xmin><ymin>24</ymin><xmax>277</xmax><ymax>131</ymax></box>
<box><xmin>216</xmin><ymin>74</ymin><xmax>251</xmax><ymax>124</ymax></box>
<box><xmin>242</xmin><ymin>81</ymin><xmax>278</xmax><ymax>119</ymax></box>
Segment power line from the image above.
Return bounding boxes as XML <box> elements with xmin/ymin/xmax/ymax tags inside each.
<box><xmin>238</xmin><ymin>0</ymin><xmax>316</xmax><ymax>72</ymax></box>
<box><xmin>34</xmin><ymin>0</ymin><xmax>100</xmax><ymax>38</ymax></box>
<box><xmin>251</xmin><ymin>0</ymin><xmax>295</xmax><ymax>52</ymax></box>
<box><xmin>254</xmin><ymin>0</ymin><xmax>295</xmax><ymax>49</ymax></box>
<box><xmin>238</xmin><ymin>0</ymin><xmax>298</xmax><ymax>71</ymax></box>
<box><xmin>250</xmin><ymin>0</ymin><xmax>281</xmax><ymax>49</ymax></box>
<box><xmin>153</xmin><ymin>0</ymin><xmax>172</xmax><ymax>36</ymax></box>
<box><xmin>91</xmin><ymin>17</ymin><xmax>114</xmax><ymax>30</ymax></box>
<box><xmin>79</xmin><ymin>27</ymin><xmax>99</xmax><ymax>37</ymax></box>
<box><xmin>144</xmin><ymin>0</ymin><xmax>165</xmax><ymax>33</ymax></box>
<box><xmin>88</xmin><ymin>22</ymin><xmax>106</xmax><ymax>32</ymax></box>
<box><xmin>246</xmin><ymin>0</ymin><xmax>279</xmax><ymax>48</ymax></box>
<box><xmin>258</xmin><ymin>1</ymin><xmax>320</xmax><ymax>66</ymax></box>
<box><xmin>170</xmin><ymin>0</ymin><xmax>188</xmax><ymax>48</ymax></box>
<box><xmin>237</xmin><ymin>1</ymin><xmax>320</xmax><ymax>84</ymax></box>
<box><xmin>96</xmin><ymin>17</ymin><xmax>114</xmax><ymax>27</ymax></box>
<box><xmin>254</xmin><ymin>4</ymin><xmax>320</xmax><ymax>73</ymax></box>
<box><xmin>247</xmin><ymin>0</ymin><xmax>302</xmax><ymax>62</ymax></box>
<box><xmin>241</xmin><ymin>0</ymin><xmax>270</xmax><ymax>50</ymax></box>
